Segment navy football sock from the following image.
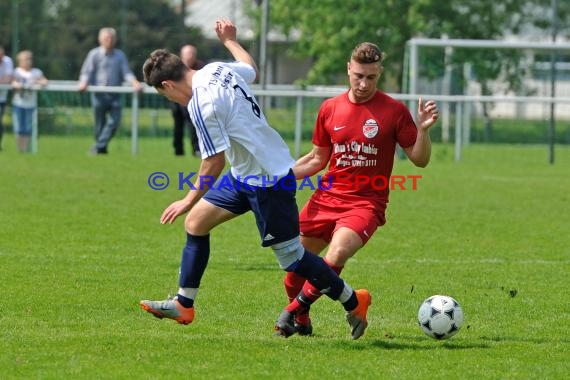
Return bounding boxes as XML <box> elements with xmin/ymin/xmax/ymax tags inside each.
<box><xmin>292</xmin><ymin>250</ymin><xmax>344</xmax><ymax>300</ymax></box>
<box><xmin>179</xmin><ymin>233</ymin><xmax>210</xmax><ymax>289</ymax></box>
<box><xmin>342</xmin><ymin>292</ymin><xmax>358</xmax><ymax>312</ymax></box>
<box><xmin>176</xmin><ymin>294</ymin><xmax>194</xmax><ymax>308</ymax></box>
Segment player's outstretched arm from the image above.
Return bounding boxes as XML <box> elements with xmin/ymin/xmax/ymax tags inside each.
<box><xmin>215</xmin><ymin>18</ymin><xmax>259</xmax><ymax>81</ymax></box>
<box><xmin>404</xmin><ymin>98</ymin><xmax>439</xmax><ymax>168</ymax></box>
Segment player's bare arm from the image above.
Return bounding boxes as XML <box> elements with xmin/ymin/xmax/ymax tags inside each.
<box><xmin>404</xmin><ymin>98</ymin><xmax>439</xmax><ymax>168</ymax></box>
<box><xmin>215</xmin><ymin>18</ymin><xmax>259</xmax><ymax>81</ymax></box>
<box><xmin>160</xmin><ymin>152</ymin><xmax>226</xmax><ymax>225</ymax></box>
<box><xmin>293</xmin><ymin>145</ymin><xmax>331</xmax><ymax>179</ymax></box>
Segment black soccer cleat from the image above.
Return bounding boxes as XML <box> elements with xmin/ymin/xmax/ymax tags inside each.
<box><xmin>274</xmin><ymin>310</ymin><xmax>297</xmax><ymax>338</ymax></box>
<box><xmin>294</xmin><ymin>308</ymin><xmax>313</xmax><ymax>336</ymax></box>
<box><xmin>294</xmin><ymin>321</ymin><xmax>313</xmax><ymax>336</ymax></box>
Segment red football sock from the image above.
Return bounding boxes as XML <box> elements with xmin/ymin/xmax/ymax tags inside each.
<box><xmin>284</xmin><ymin>271</ymin><xmax>306</xmax><ymax>304</ymax></box>
<box><xmin>294</xmin><ymin>307</ymin><xmax>311</xmax><ymax>326</ymax></box>
<box><xmin>300</xmin><ymin>258</ymin><xmax>343</xmax><ymax>302</ymax></box>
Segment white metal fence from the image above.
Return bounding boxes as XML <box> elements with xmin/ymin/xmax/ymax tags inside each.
<box><xmin>1</xmin><ymin>82</ymin><xmax>570</xmax><ymax>161</ymax></box>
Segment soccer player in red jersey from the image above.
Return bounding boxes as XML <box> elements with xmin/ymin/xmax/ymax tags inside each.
<box><xmin>277</xmin><ymin>42</ymin><xmax>439</xmax><ymax>336</ymax></box>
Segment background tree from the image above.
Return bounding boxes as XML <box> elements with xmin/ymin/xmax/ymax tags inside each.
<box><xmin>247</xmin><ymin>0</ymin><xmax>413</xmax><ymax>89</ymax></box>
<box><xmin>247</xmin><ymin>0</ymin><xmax>568</xmax><ymax>142</ymax></box>
<box><xmin>0</xmin><ymin>0</ymin><xmax>205</xmax><ymax>80</ymax></box>
<box><xmin>252</xmin><ymin>0</ymin><xmax>569</xmax><ymax>93</ymax></box>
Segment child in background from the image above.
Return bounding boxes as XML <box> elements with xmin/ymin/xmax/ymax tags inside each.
<box><xmin>12</xmin><ymin>50</ymin><xmax>48</xmax><ymax>152</ymax></box>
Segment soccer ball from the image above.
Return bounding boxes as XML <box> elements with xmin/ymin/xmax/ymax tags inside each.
<box><xmin>417</xmin><ymin>295</ymin><xmax>464</xmax><ymax>340</ymax></box>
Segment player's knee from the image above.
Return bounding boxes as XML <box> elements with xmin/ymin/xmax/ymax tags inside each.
<box><xmin>184</xmin><ymin>212</ymin><xmax>210</xmax><ymax>235</ymax></box>
<box><xmin>271</xmin><ymin>237</ymin><xmax>305</xmax><ymax>270</ymax></box>
<box><xmin>324</xmin><ymin>248</ymin><xmax>351</xmax><ymax>267</ymax></box>
<box><xmin>184</xmin><ymin>215</ymin><xmax>199</xmax><ymax>235</ymax></box>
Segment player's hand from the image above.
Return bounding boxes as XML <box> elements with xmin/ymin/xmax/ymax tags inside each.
<box><xmin>215</xmin><ymin>18</ymin><xmax>237</xmax><ymax>43</ymax></box>
<box><xmin>418</xmin><ymin>97</ymin><xmax>439</xmax><ymax>130</ymax></box>
<box><xmin>160</xmin><ymin>199</ymin><xmax>191</xmax><ymax>224</ymax></box>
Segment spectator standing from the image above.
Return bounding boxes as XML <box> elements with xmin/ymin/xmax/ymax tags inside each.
<box><xmin>171</xmin><ymin>44</ymin><xmax>205</xmax><ymax>156</ymax></box>
<box><xmin>11</xmin><ymin>50</ymin><xmax>48</xmax><ymax>153</ymax></box>
<box><xmin>78</xmin><ymin>27</ymin><xmax>142</xmax><ymax>155</ymax></box>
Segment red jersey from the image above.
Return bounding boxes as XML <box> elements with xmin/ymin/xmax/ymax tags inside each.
<box><xmin>312</xmin><ymin>90</ymin><xmax>417</xmax><ymax>204</ymax></box>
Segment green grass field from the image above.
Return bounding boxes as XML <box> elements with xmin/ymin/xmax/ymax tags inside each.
<box><xmin>1</xmin><ymin>135</ymin><xmax>569</xmax><ymax>379</ymax></box>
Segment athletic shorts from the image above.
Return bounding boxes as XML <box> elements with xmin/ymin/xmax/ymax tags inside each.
<box><xmin>203</xmin><ymin>170</ymin><xmax>300</xmax><ymax>247</ymax></box>
<box><xmin>299</xmin><ymin>191</ymin><xmax>386</xmax><ymax>245</ymax></box>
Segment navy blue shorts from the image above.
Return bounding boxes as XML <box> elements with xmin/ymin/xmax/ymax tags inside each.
<box><xmin>203</xmin><ymin>170</ymin><xmax>300</xmax><ymax>247</ymax></box>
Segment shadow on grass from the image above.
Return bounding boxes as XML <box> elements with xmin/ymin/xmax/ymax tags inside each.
<box><xmin>346</xmin><ymin>333</ymin><xmax>567</xmax><ymax>350</ymax></box>
<box><xmin>328</xmin><ymin>335</ymin><xmax>492</xmax><ymax>351</ymax></box>
<box><xmin>234</xmin><ymin>264</ymin><xmax>279</xmax><ymax>272</ymax></box>
<box><xmin>371</xmin><ymin>339</ymin><xmax>490</xmax><ymax>350</ymax></box>
<box><xmin>479</xmin><ymin>335</ymin><xmax>570</xmax><ymax>344</ymax></box>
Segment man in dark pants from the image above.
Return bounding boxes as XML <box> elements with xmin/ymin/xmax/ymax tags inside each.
<box><xmin>172</xmin><ymin>44</ymin><xmax>204</xmax><ymax>156</ymax></box>
<box><xmin>78</xmin><ymin>27</ymin><xmax>141</xmax><ymax>155</ymax></box>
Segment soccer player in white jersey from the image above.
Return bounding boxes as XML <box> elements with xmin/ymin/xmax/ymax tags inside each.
<box><xmin>140</xmin><ymin>19</ymin><xmax>371</xmax><ymax>339</ymax></box>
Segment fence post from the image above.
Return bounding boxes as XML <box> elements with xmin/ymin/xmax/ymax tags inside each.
<box><xmin>131</xmin><ymin>91</ymin><xmax>139</xmax><ymax>155</ymax></box>
<box><xmin>31</xmin><ymin>90</ymin><xmax>38</xmax><ymax>154</ymax></box>
<box><xmin>455</xmin><ymin>101</ymin><xmax>463</xmax><ymax>161</ymax></box>
<box><xmin>463</xmin><ymin>100</ymin><xmax>471</xmax><ymax>146</ymax></box>
<box><xmin>294</xmin><ymin>95</ymin><xmax>303</xmax><ymax>158</ymax></box>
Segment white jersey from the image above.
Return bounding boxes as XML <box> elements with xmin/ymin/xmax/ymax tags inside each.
<box><xmin>188</xmin><ymin>61</ymin><xmax>295</xmax><ymax>186</ymax></box>
<box><xmin>12</xmin><ymin>67</ymin><xmax>44</xmax><ymax>108</ymax></box>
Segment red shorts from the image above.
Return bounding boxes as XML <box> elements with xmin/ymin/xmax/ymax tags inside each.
<box><xmin>299</xmin><ymin>191</ymin><xmax>386</xmax><ymax>245</ymax></box>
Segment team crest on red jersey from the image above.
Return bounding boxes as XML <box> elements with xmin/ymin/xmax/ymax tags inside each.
<box><xmin>363</xmin><ymin>119</ymin><xmax>379</xmax><ymax>138</ymax></box>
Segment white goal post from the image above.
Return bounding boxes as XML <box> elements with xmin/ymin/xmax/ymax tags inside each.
<box><xmin>404</xmin><ymin>37</ymin><xmax>570</xmax><ymax>163</ymax></box>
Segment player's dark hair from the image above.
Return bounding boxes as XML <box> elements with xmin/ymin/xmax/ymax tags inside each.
<box><xmin>142</xmin><ymin>49</ymin><xmax>188</xmax><ymax>88</ymax></box>
<box><xmin>350</xmin><ymin>42</ymin><xmax>385</xmax><ymax>64</ymax></box>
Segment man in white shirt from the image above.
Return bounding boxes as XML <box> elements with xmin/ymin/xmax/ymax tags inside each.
<box><xmin>139</xmin><ymin>19</ymin><xmax>371</xmax><ymax>340</ymax></box>
<box><xmin>0</xmin><ymin>46</ymin><xmax>14</xmax><ymax>151</ymax></box>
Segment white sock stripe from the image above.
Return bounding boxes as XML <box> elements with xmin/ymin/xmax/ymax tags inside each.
<box><xmin>178</xmin><ymin>287</ymin><xmax>199</xmax><ymax>300</ymax></box>
<box><xmin>337</xmin><ymin>284</ymin><xmax>354</xmax><ymax>304</ymax></box>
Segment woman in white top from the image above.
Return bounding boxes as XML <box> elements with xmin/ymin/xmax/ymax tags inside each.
<box><xmin>11</xmin><ymin>50</ymin><xmax>48</xmax><ymax>153</ymax></box>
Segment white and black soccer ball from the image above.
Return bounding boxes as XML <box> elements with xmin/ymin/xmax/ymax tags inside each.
<box><xmin>418</xmin><ymin>295</ymin><xmax>464</xmax><ymax>340</ymax></box>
